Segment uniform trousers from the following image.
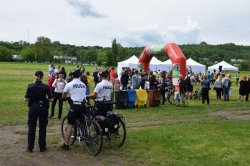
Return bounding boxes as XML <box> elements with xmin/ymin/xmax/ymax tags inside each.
<box><xmin>28</xmin><ymin>103</ymin><xmax>48</xmax><ymax>150</ymax></box>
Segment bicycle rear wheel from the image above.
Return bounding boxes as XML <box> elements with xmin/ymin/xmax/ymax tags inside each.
<box><xmin>61</xmin><ymin>116</ymin><xmax>77</xmax><ymax>145</ymax></box>
<box><xmin>109</xmin><ymin>118</ymin><xmax>126</xmax><ymax>147</ymax></box>
<box><xmin>84</xmin><ymin>120</ymin><xmax>103</xmax><ymax>156</ymax></box>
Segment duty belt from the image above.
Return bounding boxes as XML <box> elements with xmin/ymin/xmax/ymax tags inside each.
<box><xmin>73</xmin><ymin>101</ymin><xmax>82</xmax><ymax>105</ymax></box>
<box><xmin>32</xmin><ymin>101</ymin><xmax>45</xmax><ymax>104</ymax></box>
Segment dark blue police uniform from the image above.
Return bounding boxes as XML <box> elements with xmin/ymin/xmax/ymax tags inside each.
<box><xmin>25</xmin><ymin>71</ymin><xmax>52</xmax><ymax>152</ymax></box>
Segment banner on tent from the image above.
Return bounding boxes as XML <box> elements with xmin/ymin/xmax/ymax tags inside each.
<box><xmin>172</xmin><ymin>64</ymin><xmax>180</xmax><ymax>86</ymax></box>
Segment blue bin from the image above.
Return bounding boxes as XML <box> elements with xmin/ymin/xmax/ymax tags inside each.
<box><xmin>126</xmin><ymin>90</ymin><xmax>137</xmax><ymax>108</ymax></box>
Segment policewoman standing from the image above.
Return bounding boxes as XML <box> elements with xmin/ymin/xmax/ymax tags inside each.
<box><xmin>60</xmin><ymin>69</ymin><xmax>86</xmax><ymax>150</ymax></box>
<box><xmin>24</xmin><ymin>71</ymin><xmax>53</xmax><ymax>152</ymax></box>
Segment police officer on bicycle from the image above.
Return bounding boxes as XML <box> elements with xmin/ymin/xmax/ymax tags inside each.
<box><xmin>60</xmin><ymin>69</ymin><xmax>87</xmax><ymax>150</ymax></box>
<box><xmin>24</xmin><ymin>71</ymin><xmax>53</xmax><ymax>152</ymax></box>
<box><xmin>87</xmin><ymin>70</ymin><xmax>113</xmax><ymax>116</ymax></box>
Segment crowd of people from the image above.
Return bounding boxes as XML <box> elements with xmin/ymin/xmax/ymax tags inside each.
<box><xmin>46</xmin><ymin>64</ymin><xmax>250</xmax><ymax>114</ymax></box>
<box><xmin>118</xmin><ymin>67</ymin><xmax>250</xmax><ymax>106</ymax></box>
<box><xmin>24</xmin><ymin>64</ymin><xmax>250</xmax><ymax>153</ymax></box>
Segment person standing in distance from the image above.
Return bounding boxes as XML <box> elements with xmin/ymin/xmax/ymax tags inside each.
<box><xmin>131</xmin><ymin>70</ymin><xmax>141</xmax><ymax>89</ymax></box>
<box><xmin>120</xmin><ymin>69</ymin><xmax>129</xmax><ymax>90</ymax></box>
<box><xmin>201</xmin><ymin>75</ymin><xmax>211</xmax><ymax>104</ymax></box>
<box><xmin>50</xmin><ymin>71</ymin><xmax>67</xmax><ymax>119</ymax></box>
<box><xmin>60</xmin><ymin>69</ymin><xmax>86</xmax><ymax>150</ymax></box>
<box><xmin>87</xmin><ymin>70</ymin><xmax>113</xmax><ymax>116</ymax></box>
<box><xmin>222</xmin><ymin>73</ymin><xmax>231</xmax><ymax>101</ymax></box>
<box><xmin>176</xmin><ymin>74</ymin><xmax>186</xmax><ymax>107</ymax></box>
<box><xmin>24</xmin><ymin>71</ymin><xmax>53</xmax><ymax>152</ymax></box>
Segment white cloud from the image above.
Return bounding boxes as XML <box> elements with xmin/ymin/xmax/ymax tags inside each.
<box><xmin>118</xmin><ymin>25</ymin><xmax>164</xmax><ymax>47</ymax></box>
<box><xmin>66</xmin><ymin>0</ymin><xmax>106</xmax><ymax>18</ymax></box>
<box><xmin>0</xmin><ymin>0</ymin><xmax>250</xmax><ymax>46</ymax></box>
<box><xmin>118</xmin><ymin>16</ymin><xmax>201</xmax><ymax>47</ymax></box>
<box><xmin>166</xmin><ymin>16</ymin><xmax>201</xmax><ymax>44</ymax></box>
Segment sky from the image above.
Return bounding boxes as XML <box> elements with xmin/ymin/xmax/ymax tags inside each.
<box><xmin>0</xmin><ymin>0</ymin><xmax>250</xmax><ymax>47</ymax></box>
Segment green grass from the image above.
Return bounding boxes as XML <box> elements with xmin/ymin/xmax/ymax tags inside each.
<box><xmin>1</xmin><ymin>62</ymin><xmax>250</xmax><ymax>165</ymax></box>
<box><xmin>0</xmin><ymin>62</ymin><xmax>99</xmax><ymax>125</ymax></box>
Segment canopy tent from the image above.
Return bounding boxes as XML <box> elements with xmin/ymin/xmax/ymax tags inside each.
<box><xmin>149</xmin><ymin>57</ymin><xmax>163</xmax><ymax>71</ymax></box>
<box><xmin>186</xmin><ymin>58</ymin><xmax>206</xmax><ymax>74</ymax></box>
<box><xmin>117</xmin><ymin>55</ymin><xmax>139</xmax><ymax>76</ymax></box>
<box><xmin>158</xmin><ymin>59</ymin><xmax>172</xmax><ymax>72</ymax></box>
<box><xmin>208</xmin><ymin>61</ymin><xmax>238</xmax><ymax>73</ymax></box>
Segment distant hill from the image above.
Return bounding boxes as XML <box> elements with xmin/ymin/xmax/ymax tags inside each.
<box><xmin>0</xmin><ymin>38</ymin><xmax>249</xmax><ymax>70</ymax></box>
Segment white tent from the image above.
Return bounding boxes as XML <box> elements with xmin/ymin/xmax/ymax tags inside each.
<box><xmin>117</xmin><ymin>55</ymin><xmax>139</xmax><ymax>76</ymax></box>
<box><xmin>186</xmin><ymin>58</ymin><xmax>206</xmax><ymax>74</ymax></box>
<box><xmin>208</xmin><ymin>61</ymin><xmax>238</xmax><ymax>73</ymax></box>
<box><xmin>159</xmin><ymin>59</ymin><xmax>172</xmax><ymax>72</ymax></box>
<box><xmin>149</xmin><ymin>57</ymin><xmax>163</xmax><ymax>71</ymax></box>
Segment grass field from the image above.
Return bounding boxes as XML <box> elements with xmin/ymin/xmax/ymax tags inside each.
<box><xmin>1</xmin><ymin>62</ymin><xmax>250</xmax><ymax>165</ymax></box>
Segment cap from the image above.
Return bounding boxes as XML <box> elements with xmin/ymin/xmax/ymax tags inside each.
<box><xmin>99</xmin><ymin>70</ymin><xmax>109</xmax><ymax>77</ymax></box>
<box><xmin>35</xmin><ymin>71</ymin><xmax>44</xmax><ymax>77</ymax></box>
<box><xmin>71</xmin><ymin>69</ymin><xmax>81</xmax><ymax>78</ymax></box>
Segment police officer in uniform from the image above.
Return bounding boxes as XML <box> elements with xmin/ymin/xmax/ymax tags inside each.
<box><xmin>24</xmin><ymin>71</ymin><xmax>53</xmax><ymax>152</ymax></box>
<box><xmin>60</xmin><ymin>69</ymin><xmax>87</xmax><ymax>150</ymax></box>
<box><xmin>87</xmin><ymin>70</ymin><xmax>113</xmax><ymax>116</ymax></box>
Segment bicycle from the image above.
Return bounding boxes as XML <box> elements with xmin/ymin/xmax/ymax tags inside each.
<box><xmin>191</xmin><ymin>88</ymin><xmax>201</xmax><ymax>100</ymax></box>
<box><xmin>164</xmin><ymin>85</ymin><xmax>176</xmax><ymax>104</ymax></box>
<box><xmin>91</xmin><ymin>99</ymin><xmax>126</xmax><ymax>148</ymax></box>
<box><xmin>61</xmin><ymin>99</ymin><xmax>103</xmax><ymax>156</ymax></box>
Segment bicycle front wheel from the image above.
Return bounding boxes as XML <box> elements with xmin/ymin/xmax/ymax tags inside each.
<box><xmin>61</xmin><ymin>116</ymin><xmax>77</xmax><ymax>145</ymax></box>
<box><xmin>84</xmin><ymin>120</ymin><xmax>103</xmax><ymax>156</ymax></box>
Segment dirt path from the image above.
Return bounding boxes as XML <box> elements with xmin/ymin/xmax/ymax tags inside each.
<box><xmin>209</xmin><ymin>110</ymin><xmax>250</xmax><ymax>120</ymax></box>
<box><xmin>0</xmin><ymin>124</ymin><xmax>125</xmax><ymax>166</ymax></box>
<box><xmin>2</xmin><ymin>110</ymin><xmax>250</xmax><ymax>166</ymax></box>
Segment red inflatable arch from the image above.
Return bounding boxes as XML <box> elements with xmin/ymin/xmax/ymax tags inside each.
<box><xmin>139</xmin><ymin>43</ymin><xmax>186</xmax><ymax>78</ymax></box>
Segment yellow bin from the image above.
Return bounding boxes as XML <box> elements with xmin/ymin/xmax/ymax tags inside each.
<box><xmin>135</xmin><ymin>89</ymin><xmax>148</xmax><ymax>107</ymax></box>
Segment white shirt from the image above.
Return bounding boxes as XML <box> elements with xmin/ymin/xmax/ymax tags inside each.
<box><xmin>54</xmin><ymin>68</ymin><xmax>59</xmax><ymax>75</ymax></box>
<box><xmin>52</xmin><ymin>78</ymin><xmax>66</xmax><ymax>93</ymax></box>
<box><xmin>63</xmin><ymin>78</ymin><xmax>86</xmax><ymax>102</ymax></box>
<box><xmin>94</xmin><ymin>80</ymin><xmax>113</xmax><ymax>101</ymax></box>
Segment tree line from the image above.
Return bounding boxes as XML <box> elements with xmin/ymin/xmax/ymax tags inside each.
<box><xmin>0</xmin><ymin>37</ymin><xmax>250</xmax><ymax>70</ymax></box>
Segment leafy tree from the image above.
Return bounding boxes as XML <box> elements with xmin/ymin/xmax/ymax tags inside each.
<box><xmin>36</xmin><ymin>36</ymin><xmax>51</xmax><ymax>46</ymax></box>
<box><xmin>85</xmin><ymin>50</ymin><xmax>97</xmax><ymax>63</ymax></box>
<box><xmin>0</xmin><ymin>46</ymin><xmax>13</xmax><ymax>61</ymax></box>
<box><xmin>112</xmin><ymin>38</ymin><xmax>118</xmax><ymax>64</ymax></box>
<box><xmin>66</xmin><ymin>47</ymin><xmax>77</xmax><ymax>57</ymax></box>
<box><xmin>239</xmin><ymin>61</ymin><xmax>250</xmax><ymax>71</ymax></box>
<box><xmin>21</xmin><ymin>46</ymin><xmax>37</xmax><ymax>61</ymax></box>
<box><xmin>96</xmin><ymin>50</ymin><xmax>107</xmax><ymax>65</ymax></box>
<box><xmin>106</xmin><ymin>50</ymin><xmax>114</xmax><ymax>66</ymax></box>
<box><xmin>34</xmin><ymin>36</ymin><xmax>52</xmax><ymax>61</ymax></box>
<box><xmin>117</xmin><ymin>44</ymin><xmax>127</xmax><ymax>61</ymax></box>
